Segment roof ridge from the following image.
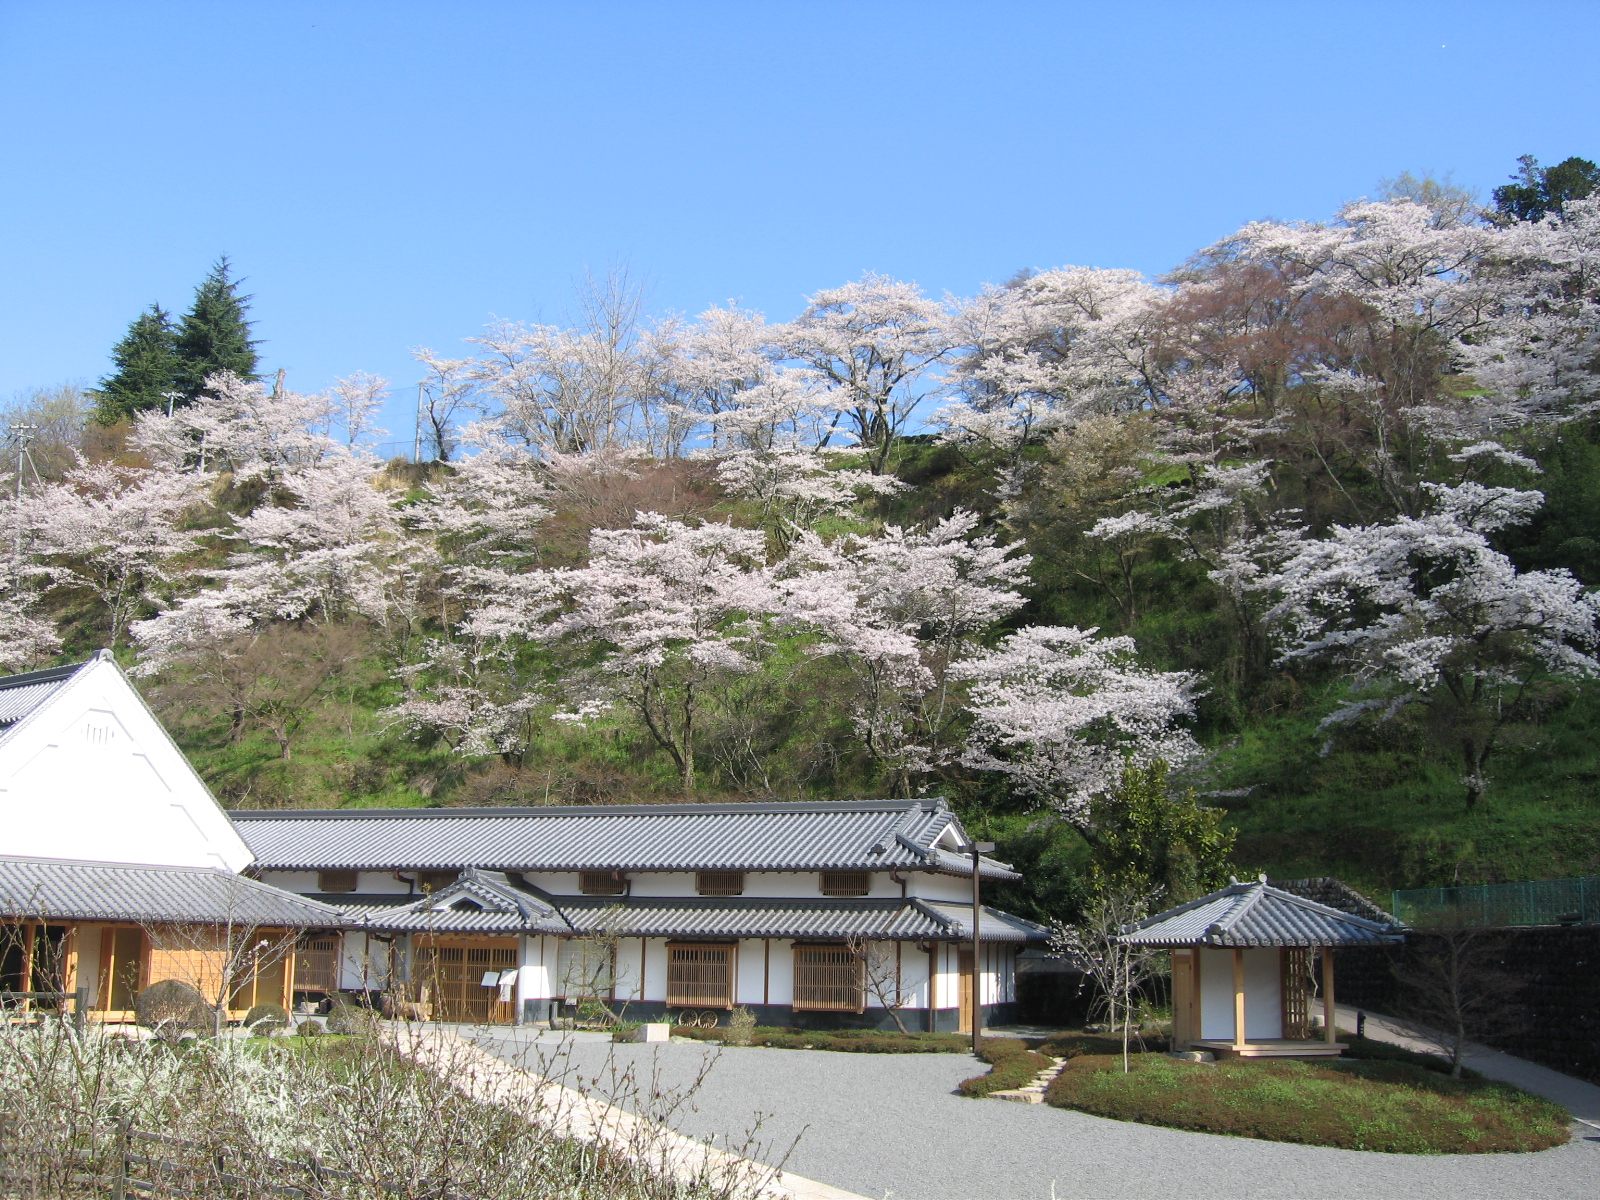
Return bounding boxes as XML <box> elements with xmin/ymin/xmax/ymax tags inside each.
<box><xmin>230</xmin><ymin>798</ymin><xmax>937</xmax><ymax>821</ymax></box>
<box><xmin>0</xmin><ymin>660</ymin><xmax>89</xmax><ymax>690</ymax></box>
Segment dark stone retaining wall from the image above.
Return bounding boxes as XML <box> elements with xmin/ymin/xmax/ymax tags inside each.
<box><xmin>1336</xmin><ymin>925</ymin><xmax>1600</xmax><ymax>1084</ymax></box>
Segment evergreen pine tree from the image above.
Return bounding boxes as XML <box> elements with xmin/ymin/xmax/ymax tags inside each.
<box><xmin>173</xmin><ymin>256</ymin><xmax>260</xmax><ymax>402</ymax></box>
<box><xmin>94</xmin><ymin>303</ymin><xmax>180</xmax><ymax>425</ymax></box>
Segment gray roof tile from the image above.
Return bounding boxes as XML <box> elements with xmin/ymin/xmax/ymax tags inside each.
<box><xmin>233</xmin><ymin>800</ymin><xmax>1020</xmax><ymax>880</ymax></box>
<box><xmin>0</xmin><ymin>661</ymin><xmax>82</xmax><ymax>731</ymax></box>
<box><xmin>1119</xmin><ymin>879</ymin><xmax>1404</xmax><ymax>948</ymax></box>
<box><xmin>0</xmin><ymin>856</ymin><xmax>344</xmax><ymax>927</ymax></box>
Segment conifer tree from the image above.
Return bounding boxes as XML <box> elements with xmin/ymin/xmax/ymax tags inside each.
<box><xmin>173</xmin><ymin>256</ymin><xmax>260</xmax><ymax>402</ymax></box>
<box><xmin>94</xmin><ymin>303</ymin><xmax>180</xmax><ymax>424</ymax></box>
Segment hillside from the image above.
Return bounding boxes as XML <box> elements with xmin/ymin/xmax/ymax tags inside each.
<box><xmin>5</xmin><ymin>186</ymin><xmax>1600</xmax><ymax>921</ymax></box>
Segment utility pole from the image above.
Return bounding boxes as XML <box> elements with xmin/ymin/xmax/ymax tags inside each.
<box><xmin>162</xmin><ymin>391</ymin><xmax>181</xmax><ymax>418</ymax></box>
<box><xmin>414</xmin><ymin>381</ymin><xmax>424</xmax><ymax>465</ymax></box>
<box><xmin>9</xmin><ymin>423</ymin><xmax>39</xmax><ymax>561</ymax></box>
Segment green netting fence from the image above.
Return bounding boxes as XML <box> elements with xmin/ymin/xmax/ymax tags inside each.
<box><xmin>1392</xmin><ymin>876</ymin><xmax>1600</xmax><ymax>929</ymax></box>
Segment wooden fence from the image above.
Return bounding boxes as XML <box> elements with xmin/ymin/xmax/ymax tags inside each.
<box><xmin>0</xmin><ymin>988</ymin><xmax>90</xmax><ymax>1032</ymax></box>
<box><xmin>0</xmin><ymin>1113</ymin><xmax>481</xmax><ymax>1200</ymax></box>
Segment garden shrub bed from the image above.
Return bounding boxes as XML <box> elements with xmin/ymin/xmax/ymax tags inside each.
<box><xmin>957</xmin><ymin>1038</ymin><xmax>1054</xmax><ymax>1097</ymax></box>
<box><xmin>1043</xmin><ymin>1053</ymin><xmax>1569</xmax><ymax>1154</ymax></box>
<box><xmin>673</xmin><ymin>1025</ymin><xmax>970</xmax><ymax>1054</ymax></box>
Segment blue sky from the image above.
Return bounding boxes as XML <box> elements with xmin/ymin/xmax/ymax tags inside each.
<box><xmin>4</xmin><ymin>1</ymin><xmax>1598</xmax><ymax>450</ymax></box>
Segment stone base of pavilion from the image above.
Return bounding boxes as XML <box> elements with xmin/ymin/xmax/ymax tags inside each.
<box><xmin>1190</xmin><ymin>1038</ymin><xmax>1348</xmax><ymax>1060</ymax></box>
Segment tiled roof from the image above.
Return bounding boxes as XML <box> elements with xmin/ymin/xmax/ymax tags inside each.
<box><xmin>557</xmin><ymin>897</ymin><xmax>1047</xmax><ymax>942</ymax></box>
<box><xmin>1119</xmin><ymin>878</ymin><xmax>1405</xmax><ymax>949</ymax></box>
<box><xmin>232</xmin><ymin>799</ymin><xmax>1019</xmax><ymax>880</ymax></box>
<box><xmin>0</xmin><ymin>661</ymin><xmax>83</xmax><ymax>733</ymax></box>
<box><xmin>329</xmin><ymin>872</ymin><xmax>1047</xmax><ymax>943</ymax></box>
<box><xmin>347</xmin><ymin>868</ymin><xmax>568</xmax><ymax>934</ymax></box>
<box><xmin>0</xmin><ymin>856</ymin><xmax>344</xmax><ymax>927</ymax></box>
<box><xmin>1271</xmin><ymin>876</ymin><xmax>1404</xmax><ymax>929</ymax></box>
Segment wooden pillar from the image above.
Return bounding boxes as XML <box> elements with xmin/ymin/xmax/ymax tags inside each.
<box><xmin>762</xmin><ymin>938</ymin><xmax>770</xmax><ymax>1007</ymax></box>
<box><xmin>282</xmin><ymin>934</ymin><xmax>298</xmax><ymax>1010</ymax></box>
<box><xmin>927</xmin><ymin>943</ymin><xmax>938</xmax><ymax>1033</ymax></box>
<box><xmin>1321</xmin><ymin>947</ymin><xmax>1337</xmax><ymax>1045</ymax></box>
<box><xmin>20</xmin><ymin>924</ymin><xmax>36</xmax><ymax>1013</ymax></box>
<box><xmin>1231</xmin><ymin>947</ymin><xmax>1246</xmax><ymax>1050</ymax></box>
<box><xmin>98</xmin><ymin>928</ymin><xmax>116</xmax><ymax>1013</ymax></box>
<box><xmin>1190</xmin><ymin>949</ymin><xmax>1203</xmax><ymax>1044</ymax></box>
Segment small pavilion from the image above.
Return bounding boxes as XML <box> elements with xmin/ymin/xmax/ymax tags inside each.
<box><xmin>1119</xmin><ymin>876</ymin><xmax>1403</xmax><ymax>1058</ymax></box>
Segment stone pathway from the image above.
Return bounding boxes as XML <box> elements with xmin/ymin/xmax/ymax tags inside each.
<box><xmin>989</xmin><ymin>1056</ymin><xmax>1066</xmax><ymax>1104</ymax></box>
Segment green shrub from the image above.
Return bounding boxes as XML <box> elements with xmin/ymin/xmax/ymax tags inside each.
<box><xmin>244</xmin><ymin>1003</ymin><xmax>290</xmax><ymax>1036</ymax></box>
<box><xmin>609</xmin><ymin>1021</ymin><xmax>641</xmax><ymax>1043</ymax></box>
<box><xmin>725</xmin><ymin>1007</ymin><xmax>757</xmax><ymax>1046</ymax></box>
<box><xmin>1043</xmin><ymin>1053</ymin><xmax>1569</xmax><ymax>1153</ymax></box>
<box><xmin>135</xmin><ymin>979</ymin><xmax>212</xmax><ymax>1040</ymax></box>
<box><xmin>297</xmin><ymin>1019</ymin><xmax>324</xmax><ymax>1037</ymax></box>
<box><xmin>957</xmin><ymin>1037</ymin><xmax>1054</xmax><ymax>1097</ymax></box>
<box><xmin>325</xmin><ymin>999</ymin><xmax>380</xmax><ymax>1037</ymax></box>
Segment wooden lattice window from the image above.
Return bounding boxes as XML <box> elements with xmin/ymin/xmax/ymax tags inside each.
<box><xmin>666</xmin><ymin>943</ymin><xmax>735</xmax><ymax>1008</ymax></box>
<box><xmin>317</xmin><ymin>870</ymin><xmax>358</xmax><ymax>894</ymax></box>
<box><xmin>792</xmin><ymin>944</ymin><xmax>864</xmax><ymax>1012</ymax></box>
<box><xmin>1281</xmin><ymin>947</ymin><xmax>1311</xmax><ymax>1039</ymax></box>
<box><xmin>579</xmin><ymin>871</ymin><xmax>626</xmax><ymax>896</ymax></box>
<box><xmin>696</xmin><ymin>871</ymin><xmax>745</xmax><ymax>896</ymax></box>
<box><xmin>295</xmin><ymin>934</ymin><xmax>340</xmax><ymax>993</ymax></box>
<box><xmin>819</xmin><ymin>870</ymin><xmax>870</xmax><ymax>897</ymax></box>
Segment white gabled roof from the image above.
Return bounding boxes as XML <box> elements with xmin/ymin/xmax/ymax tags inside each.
<box><xmin>0</xmin><ymin>654</ymin><xmax>252</xmax><ymax>873</ymax></box>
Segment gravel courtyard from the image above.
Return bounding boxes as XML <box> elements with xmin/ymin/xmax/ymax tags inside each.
<box><xmin>469</xmin><ymin>1030</ymin><xmax>1600</xmax><ymax>1200</ymax></box>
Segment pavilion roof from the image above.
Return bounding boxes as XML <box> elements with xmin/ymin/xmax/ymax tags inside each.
<box><xmin>1118</xmin><ymin>878</ymin><xmax>1404</xmax><ymax>949</ymax></box>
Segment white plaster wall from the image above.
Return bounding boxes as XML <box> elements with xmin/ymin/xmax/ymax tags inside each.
<box><xmin>734</xmin><ymin>938</ymin><xmax>765</xmax><ymax>1005</ymax></box>
<box><xmin>906</xmin><ymin>872</ymin><xmax>979</xmax><ymax>903</ymax></box>
<box><xmin>765</xmin><ymin>938</ymin><xmax>795</xmax><ymax>1006</ymax></box>
<box><xmin>520</xmin><ymin>870</ymin><xmax>904</xmax><ymax>899</ymax></box>
<box><xmin>612</xmin><ymin>936</ymin><xmax>644</xmax><ymax>1002</ymax></box>
<box><xmin>0</xmin><ymin>659</ymin><xmax>251</xmax><ymax>871</ymax></box>
<box><xmin>1198</xmin><ymin>947</ymin><xmax>1282</xmax><ymax>1041</ymax></box>
<box><xmin>339</xmin><ymin>932</ymin><xmax>395</xmax><ymax>991</ymax></box>
<box><xmin>1244</xmin><ymin>948</ymin><xmax>1282</xmax><ymax>1040</ymax></box>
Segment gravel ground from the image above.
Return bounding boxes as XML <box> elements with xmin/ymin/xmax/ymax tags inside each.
<box><xmin>470</xmin><ymin>1030</ymin><xmax>1600</xmax><ymax>1200</ymax></box>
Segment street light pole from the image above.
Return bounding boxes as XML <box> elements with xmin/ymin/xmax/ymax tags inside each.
<box><xmin>965</xmin><ymin>838</ymin><xmax>996</xmax><ymax>1057</ymax></box>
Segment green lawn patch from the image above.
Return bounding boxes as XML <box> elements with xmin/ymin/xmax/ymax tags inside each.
<box><xmin>956</xmin><ymin>1037</ymin><xmax>1054</xmax><ymax>1097</ymax></box>
<box><xmin>1043</xmin><ymin>1053</ymin><xmax>1569</xmax><ymax>1153</ymax></box>
<box><xmin>673</xmin><ymin>1025</ymin><xmax>970</xmax><ymax>1054</ymax></box>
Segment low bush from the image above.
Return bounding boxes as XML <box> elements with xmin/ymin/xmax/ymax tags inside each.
<box><xmin>135</xmin><ymin>979</ymin><xmax>212</xmax><ymax>1040</ymax></box>
<box><xmin>1043</xmin><ymin>1053</ymin><xmax>1569</xmax><ymax>1153</ymax></box>
<box><xmin>957</xmin><ymin>1037</ymin><xmax>1054</xmax><ymax>1097</ymax></box>
<box><xmin>244</xmin><ymin>1003</ymin><xmax>290</xmax><ymax>1035</ymax></box>
<box><xmin>296</xmin><ymin>1018</ymin><xmax>324</xmax><ymax>1037</ymax></box>
<box><xmin>609</xmin><ymin>1021</ymin><xmax>641</xmax><ymax>1043</ymax></box>
<box><xmin>325</xmin><ymin>999</ymin><xmax>380</xmax><ymax>1037</ymax></box>
<box><xmin>674</xmin><ymin>1025</ymin><xmax>969</xmax><ymax>1054</ymax></box>
<box><xmin>725</xmin><ymin>1007</ymin><xmax>757</xmax><ymax>1047</ymax></box>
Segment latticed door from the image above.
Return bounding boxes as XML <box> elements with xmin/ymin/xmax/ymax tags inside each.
<box><xmin>295</xmin><ymin>935</ymin><xmax>339</xmax><ymax>994</ymax></box>
<box><xmin>666</xmin><ymin>943</ymin><xmax>735</xmax><ymax>1008</ymax></box>
<box><xmin>1280</xmin><ymin>948</ymin><xmax>1311</xmax><ymax>1039</ymax></box>
<box><xmin>415</xmin><ymin>939</ymin><xmax>518</xmax><ymax>1023</ymax></box>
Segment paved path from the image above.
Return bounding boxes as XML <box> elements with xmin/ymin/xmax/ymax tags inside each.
<box><xmin>470</xmin><ymin>1028</ymin><xmax>1600</xmax><ymax>1200</ymax></box>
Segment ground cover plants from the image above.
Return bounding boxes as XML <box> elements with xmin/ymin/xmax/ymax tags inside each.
<box><xmin>1041</xmin><ymin>1050</ymin><xmax>1569</xmax><ymax>1154</ymax></box>
<box><xmin>672</xmin><ymin>1025</ymin><xmax>970</xmax><ymax>1054</ymax></box>
<box><xmin>0</xmin><ymin>1016</ymin><xmax>763</xmax><ymax>1200</ymax></box>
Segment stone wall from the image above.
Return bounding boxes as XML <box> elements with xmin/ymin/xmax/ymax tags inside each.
<box><xmin>1336</xmin><ymin>925</ymin><xmax>1600</xmax><ymax>1083</ymax></box>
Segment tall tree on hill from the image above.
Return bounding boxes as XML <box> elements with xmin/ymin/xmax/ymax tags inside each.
<box><xmin>95</xmin><ymin>303</ymin><xmax>180</xmax><ymax>424</ymax></box>
<box><xmin>1493</xmin><ymin>154</ymin><xmax>1599</xmax><ymax>224</ymax></box>
<box><xmin>174</xmin><ymin>257</ymin><xmax>259</xmax><ymax>403</ymax></box>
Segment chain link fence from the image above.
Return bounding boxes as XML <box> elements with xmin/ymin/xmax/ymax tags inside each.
<box><xmin>1392</xmin><ymin>875</ymin><xmax>1600</xmax><ymax>929</ymax></box>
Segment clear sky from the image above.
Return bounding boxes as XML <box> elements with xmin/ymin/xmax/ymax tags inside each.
<box><xmin>4</xmin><ymin>1</ymin><xmax>1598</xmax><ymax>451</ymax></box>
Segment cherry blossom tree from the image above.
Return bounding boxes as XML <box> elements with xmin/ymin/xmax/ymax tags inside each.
<box><xmin>958</xmin><ymin>625</ymin><xmax>1202</xmax><ymax>826</ymax></box>
<box><xmin>0</xmin><ymin>558</ymin><xmax>59</xmax><ymax>671</ymax></box>
<box><xmin>325</xmin><ymin>371</ymin><xmax>389</xmax><ymax>448</ymax></box>
<box><xmin>130</xmin><ymin>371</ymin><xmax>338</xmax><ymax>482</ymax></box>
<box><xmin>785</xmin><ymin>273</ymin><xmax>952</xmax><ymax>473</ymax></box>
<box><xmin>510</xmin><ymin>513</ymin><xmax>776</xmax><ymax>793</ymax></box>
<box><xmin>779</xmin><ymin>510</ymin><xmax>1031</xmax><ymax>787</ymax></box>
<box><xmin>411</xmin><ymin>350</ymin><xmax>479</xmax><ymax>463</ymax></box>
<box><xmin>1256</xmin><ymin>482</ymin><xmax>1600</xmax><ymax>807</ymax></box>
<box><xmin>24</xmin><ymin>459</ymin><xmax>205</xmax><ymax>648</ymax></box>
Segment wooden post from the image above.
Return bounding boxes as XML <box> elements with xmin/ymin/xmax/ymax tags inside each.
<box><xmin>1321</xmin><ymin>947</ymin><xmax>1337</xmax><ymax>1045</ymax></box>
<box><xmin>282</xmin><ymin>933</ymin><xmax>298</xmax><ymax>1010</ymax></box>
<box><xmin>20</xmin><ymin>924</ymin><xmax>35</xmax><ymax>1013</ymax></box>
<box><xmin>113</xmin><ymin>1116</ymin><xmax>131</xmax><ymax>1200</ymax></box>
<box><xmin>1231</xmin><ymin>947</ymin><xmax>1246</xmax><ymax>1050</ymax></box>
<box><xmin>762</xmin><ymin>938</ymin><xmax>770</xmax><ymax>1007</ymax></box>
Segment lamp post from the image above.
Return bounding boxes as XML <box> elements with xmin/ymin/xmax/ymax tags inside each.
<box><xmin>962</xmin><ymin>838</ymin><xmax>996</xmax><ymax>1056</ymax></box>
